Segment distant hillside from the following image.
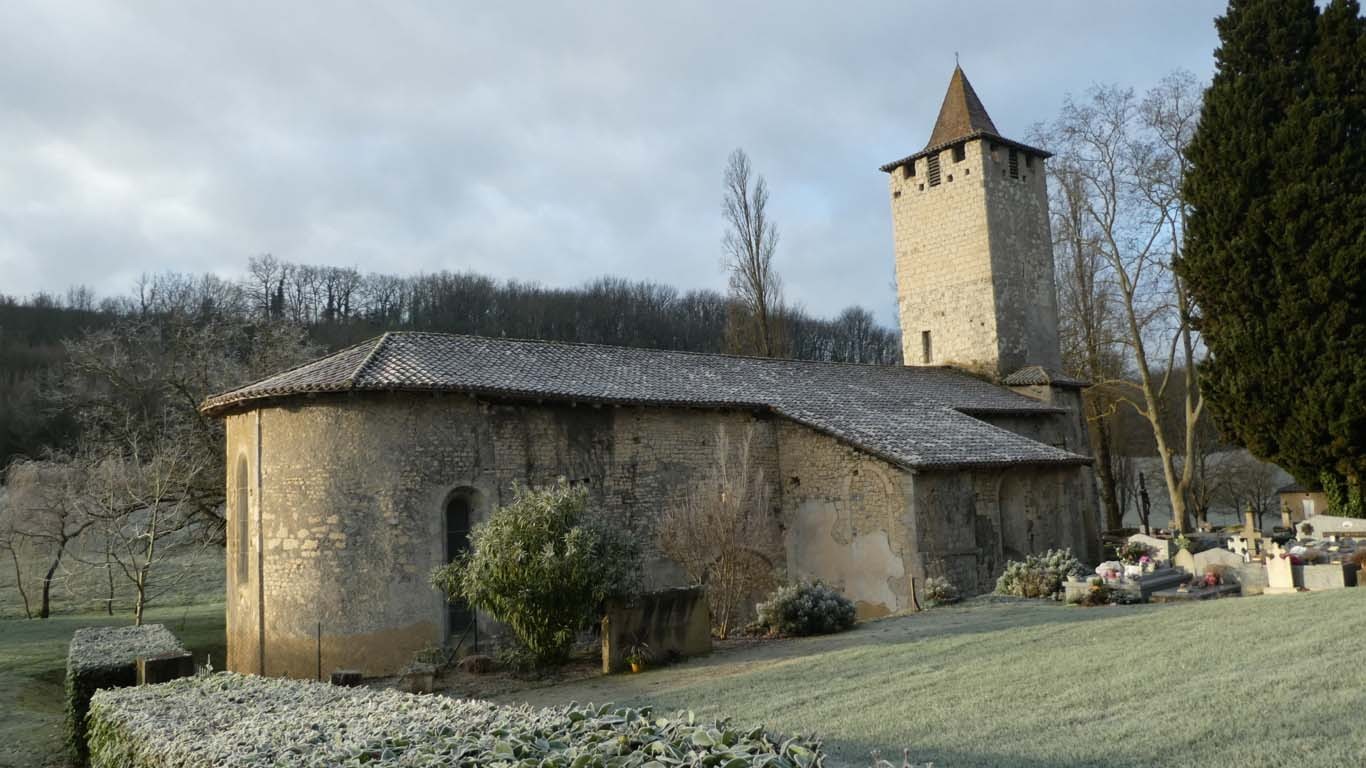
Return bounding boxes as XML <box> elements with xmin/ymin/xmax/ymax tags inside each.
<box><xmin>0</xmin><ymin>260</ymin><xmax>902</xmax><ymax>467</ymax></box>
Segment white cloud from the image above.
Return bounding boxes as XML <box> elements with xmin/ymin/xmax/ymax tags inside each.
<box><xmin>0</xmin><ymin>0</ymin><xmax>1225</xmax><ymax>323</ymax></box>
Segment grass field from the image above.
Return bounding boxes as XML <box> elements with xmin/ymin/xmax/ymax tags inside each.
<box><xmin>0</xmin><ymin>603</ymin><xmax>225</xmax><ymax>768</ymax></box>
<box><xmin>1</xmin><ymin>550</ymin><xmax>223</xmax><ymax>620</ymax></box>
<box><xmin>489</xmin><ymin>592</ymin><xmax>1366</xmax><ymax>768</ymax></box>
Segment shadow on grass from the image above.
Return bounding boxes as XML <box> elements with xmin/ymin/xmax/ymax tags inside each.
<box><xmin>830</xmin><ymin>739</ymin><xmax>1119</xmax><ymax>768</ymax></box>
<box><xmin>650</xmin><ymin>599</ymin><xmax>1163</xmax><ymax>677</ymax></box>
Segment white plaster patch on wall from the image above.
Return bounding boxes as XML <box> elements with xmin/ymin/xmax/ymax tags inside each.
<box><xmin>787</xmin><ymin>499</ymin><xmax>905</xmax><ymax>613</ymax></box>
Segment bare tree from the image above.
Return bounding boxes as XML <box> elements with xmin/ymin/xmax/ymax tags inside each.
<box><xmin>722</xmin><ymin>148</ymin><xmax>786</xmax><ymax>357</ymax></box>
<box><xmin>1043</xmin><ymin>140</ymin><xmax>1129</xmax><ymax>532</ymax></box>
<box><xmin>1046</xmin><ymin>74</ymin><xmax>1206</xmax><ymax>533</ymax></box>
<box><xmin>0</xmin><ymin>489</ymin><xmax>34</xmax><ymax>618</ymax></box>
<box><xmin>58</xmin><ymin>311</ymin><xmax>316</xmax><ymax>540</ymax></box>
<box><xmin>1214</xmin><ymin>451</ymin><xmax>1283</xmax><ymax>531</ymax></box>
<box><xmin>656</xmin><ymin>424</ymin><xmax>779</xmax><ymax>638</ymax></box>
<box><xmin>4</xmin><ymin>458</ymin><xmax>96</xmax><ymax>618</ymax></box>
<box><xmin>86</xmin><ymin>429</ymin><xmax>209</xmax><ymax>625</ymax></box>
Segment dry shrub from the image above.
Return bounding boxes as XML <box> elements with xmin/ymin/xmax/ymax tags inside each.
<box><xmin>657</xmin><ymin>425</ymin><xmax>779</xmax><ymax>638</ymax></box>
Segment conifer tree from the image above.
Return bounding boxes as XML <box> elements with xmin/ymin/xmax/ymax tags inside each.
<box><xmin>1180</xmin><ymin>0</ymin><xmax>1365</xmax><ymax>513</ymax></box>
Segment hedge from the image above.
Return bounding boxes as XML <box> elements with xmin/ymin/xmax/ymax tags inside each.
<box><xmin>87</xmin><ymin>673</ymin><xmax>826</xmax><ymax>768</ymax></box>
<box><xmin>66</xmin><ymin>624</ymin><xmax>187</xmax><ymax>765</ymax></box>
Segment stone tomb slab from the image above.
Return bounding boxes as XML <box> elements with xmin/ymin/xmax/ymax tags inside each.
<box><xmin>1150</xmin><ymin>583</ymin><xmax>1241</xmax><ymax>603</ymax></box>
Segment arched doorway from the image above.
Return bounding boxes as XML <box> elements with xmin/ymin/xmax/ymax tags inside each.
<box><xmin>444</xmin><ymin>489</ymin><xmax>476</xmax><ymax>641</ymax></box>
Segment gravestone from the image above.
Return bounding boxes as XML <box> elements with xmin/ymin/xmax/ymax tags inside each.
<box><xmin>1128</xmin><ymin>533</ymin><xmax>1174</xmax><ymax>564</ymax></box>
<box><xmin>1229</xmin><ymin>535</ymin><xmax>1263</xmax><ymax>561</ymax></box>
<box><xmin>1265</xmin><ymin>552</ymin><xmax>1297</xmax><ymax>595</ymax></box>
<box><xmin>1173</xmin><ymin>549</ymin><xmax>1196</xmax><ymax>574</ymax></box>
<box><xmin>1297</xmin><ymin>515</ymin><xmax>1366</xmax><ymax>540</ymax></box>
<box><xmin>1235</xmin><ymin>562</ymin><xmax>1270</xmax><ymax>595</ymax></box>
<box><xmin>1195</xmin><ymin>547</ymin><xmax>1245</xmax><ymax>572</ymax></box>
<box><xmin>1297</xmin><ymin>563</ymin><xmax>1359</xmax><ymax>591</ymax></box>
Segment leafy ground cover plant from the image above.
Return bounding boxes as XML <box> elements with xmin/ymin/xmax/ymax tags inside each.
<box><xmin>87</xmin><ymin>672</ymin><xmax>826</xmax><ymax>768</ymax></box>
<box><xmin>993</xmin><ymin>549</ymin><xmax>1087</xmax><ymax>599</ymax></box>
<box><xmin>755</xmin><ymin>581</ymin><xmax>856</xmax><ymax>636</ymax></box>
<box><xmin>66</xmin><ymin>624</ymin><xmax>185</xmax><ymax>764</ymax></box>
<box><xmin>430</xmin><ymin>479</ymin><xmax>642</xmax><ymax>668</ymax></box>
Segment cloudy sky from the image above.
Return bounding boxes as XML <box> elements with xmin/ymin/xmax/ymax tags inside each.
<box><xmin>0</xmin><ymin>1</ymin><xmax>1226</xmax><ymax>323</ymax></box>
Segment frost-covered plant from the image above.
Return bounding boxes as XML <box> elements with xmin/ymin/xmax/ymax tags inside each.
<box><xmin>921</xmin><ymin>576</ymin><xmax>959</xmax><ymax>608</ymax></box>
<box><xmin>430</xmin><ymin>479</ymin><xmax>642</xmax><ymax>667</ymax></box>
<box><xmin>66</xmin><ymin>624</ymin><xmax>186</xmax><ymax>764</ymax></box>
<box><xmin>87</xmin><ymin>673</ymin><xmax>826</xmax><ymax>768</ymax></box>
<box><xmin>755</xmin><ymin>581</ymin><xmax>856</xmax><ymax>636</ymax></box>
<box><xmin>994</xmin><ymin>549</ymin><xmax>1087</xmax><ymax>599</ymax></box>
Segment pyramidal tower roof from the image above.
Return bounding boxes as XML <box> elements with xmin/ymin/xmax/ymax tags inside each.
<box><xmin>879</xmin><ymin>66</ymin><xmax>1050</xmax><ymax>172</ymax></box>
<box><xmin>924</xmin><ymin>66</ymin><xmax>1000</xmax><ymax>149</ymax></box>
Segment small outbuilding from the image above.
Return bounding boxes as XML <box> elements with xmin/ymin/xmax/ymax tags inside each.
<box><xmin>1278</xmin><ymin>482</ymin><xmax>1328</xmax><ymax>524</ymax></box>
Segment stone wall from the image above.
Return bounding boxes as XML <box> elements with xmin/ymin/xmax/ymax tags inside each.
<box><xmin>888</xmin><ymin>138</ymin><xmax>1061</xmax><ymax>377</ymax></box>
<box><xmin>224</xmin><ymin>394</ymin><xmax>782</xmax><ymax>678</ymax></box>
<box><xmin>981</xmin><ymin>141</ymin><xmax>1062</xmax><ymax>374</ymax></box>
<box><xmin>224</xmin><ymin>392</ymin><xmax>1094</xmax><ymax>676</ymax></box>
<box><xmin>890</xmin><ymin>140</ymin><xmax>999</xmax><ymax>374</ymax></box>
<box><xmin>776</xmin><ymin>422</ymin><xmax>917</xmax><ymax>617</ymax></box>
<box><xmin>911</xmin><ymin>464</ymin><xmax>1094</xmax><ymax>596</ymax></box>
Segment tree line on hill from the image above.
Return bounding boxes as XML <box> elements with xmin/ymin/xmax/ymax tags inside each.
<box><xmin>0</xmin><ymin>258</ymin><xmax>902</xmax><ymax>468</ymax></box>
<box><xmin>0</xmin><ymin>258</ymin><xmax>900</xmax><ymax>619</ymax></box>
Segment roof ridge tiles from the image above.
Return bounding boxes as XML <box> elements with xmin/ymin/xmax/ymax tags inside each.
<box><xmin>347</xmin><ymin>332</ymin><xmax>391</xmax><ymax>386</ymax></box>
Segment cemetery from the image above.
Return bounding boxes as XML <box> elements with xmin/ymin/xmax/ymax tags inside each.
<box><xmin>1068</xmin><ymin>510</ymin><xmax>1365</xmax><ymax>607</ymax></box>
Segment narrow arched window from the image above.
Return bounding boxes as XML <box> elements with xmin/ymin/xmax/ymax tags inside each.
<box><xmin>236</xmin><ymin>456</ymin><xmax>249</xmax><ymax>583</ymax></box>
<box><xmin>445</xmin><ymin>491</ymin><xmax>475</xmax><ymax>636</ymax></box>
<box><xmin>445</xmin><ymin>495</ymin><xmax>471</xmax><ymax>565</ymax></box>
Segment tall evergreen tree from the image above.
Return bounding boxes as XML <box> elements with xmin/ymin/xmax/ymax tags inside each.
<box><xmin>1180</xmin><ymin>0</ymin><xmax>1365</xmax><ymax>512</ymax></box>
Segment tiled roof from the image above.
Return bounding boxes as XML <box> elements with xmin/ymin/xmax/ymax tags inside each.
<box><xmin>1002</xmin><ymin>365</ymin><xmax>1090</xmax><ymax>389</ymax></box>
<box><xmin>926</xmin><ymin>66</ymin><xmax>1000</xmax><ymax>149</ymax></box>
<box><xmin>201</xmin><ymin>332</ymin><xmax>1091</xmax><ymax>470</ymax></box>
<box><xmin>878</xmin><ymin>67</ymin><xmax>1050</xmax><ymax>172</ymax></box>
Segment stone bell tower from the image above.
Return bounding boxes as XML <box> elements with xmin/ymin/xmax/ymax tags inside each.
<box><xmin>882</xmin><ymin>66</ymin><xmax>1062</xmax><ymax>380</ymax></box>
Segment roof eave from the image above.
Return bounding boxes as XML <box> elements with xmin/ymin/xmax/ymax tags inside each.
<box><xmin>879</xmin><ymin>132</ymin><xmax>1053</xmax><ymax>173</ymax></box>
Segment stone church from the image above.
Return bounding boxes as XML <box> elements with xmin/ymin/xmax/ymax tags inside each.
<box><xmin>203</xmin><ymin>67</ymin><xmax>1098</xmax><ymax>678</ymax></box>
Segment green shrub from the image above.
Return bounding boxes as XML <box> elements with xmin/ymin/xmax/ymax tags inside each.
<box><xmin>430</xmin><ymin>479</ymin><xmax>642</xmax><ymax>667</ymax></box>
<box><xmin>87</xmin><ymin>673</ymin><xmax>826</xmax><ymax>768</ymax></box>
<box><xmin>921</xmin><ymin>576</ymin><xmax>959</xmax><ymax>608</ymax></box>
<box><xmin>755</xmin><ymin>581</ymin><xmax>856</xmax><ymax>636</ymax></box>
<box><xmin>66</xmin><ymin>624</ymin><xmax>186</xmax><ymax>765</ymax></box>
<box><xmin>994</xmin><ymin>549</ymin><xmax>1087</xmax><ymax>599</ymax></box>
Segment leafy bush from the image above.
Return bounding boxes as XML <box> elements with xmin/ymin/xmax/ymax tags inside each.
<box><xmin>430</xmin><ymin>479</ymin><xmax>642</xmax><ymax>667</ymax></box>
<box><xmin>66</xmin><ymin>624</ymin><xmax>186</xmax><ymax>765</ymax></box>
<box><xmin>921</xmin><ymin>576</ymin><xmax>959</xmax><ymax>608</ymax></box>
<box><xmin>87</xmin><ymin>673</ymin><xmax>826</xmax><ymax>768</ymax></box>
<box><xmin>755</xmin><ymin>581</ymin><xmax>856</xmax><ymax>636</ymax></box>
<box><xmin>994</xmin><ymin>549</ymin><xmax>1087</xmax><ymax>599</ymax></box>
